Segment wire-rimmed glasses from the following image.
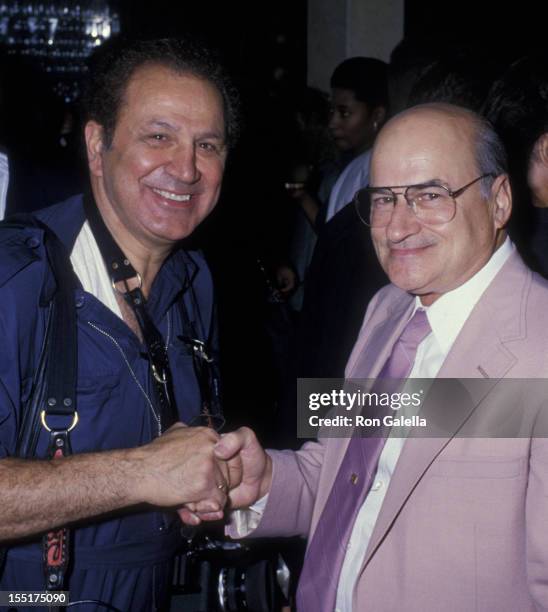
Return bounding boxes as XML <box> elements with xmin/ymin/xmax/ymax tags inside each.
<box><xmin>354</xmin><ymin>174</ymin><xmax>495</xmax><ymax>227</ymax></box>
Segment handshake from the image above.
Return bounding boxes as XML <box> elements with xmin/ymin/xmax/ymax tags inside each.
<box><xmin>135</xmin><ymin>423</ymin><xmax>272</xmax><ymax>524</ymax></box>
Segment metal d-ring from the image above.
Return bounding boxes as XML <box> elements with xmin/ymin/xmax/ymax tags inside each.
<box><xmin>111</xmin><ymin>272</ymin><xmax>143</xmax><ymax>295</ymax></box>
<box><xmin>151</xmin><ymin>363</ymin><xmax>167</xmax><ymax>384</ymax></box>
<box><xmin>40</xmin><ymin>410</ymin><xmax>79</xmax><ymax>433</ymax></box>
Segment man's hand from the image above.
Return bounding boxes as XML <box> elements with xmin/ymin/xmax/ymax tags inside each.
<box><xmin>0</xmin><ymin>422</ymin><xmax>233</xmax><ymax>540</ymax></box>
<box><xmin>134</xmin><ymin>423</ymin><xmax>230</xmax><ymax>512</ymax></box>
<box><xmin>178</xmin><ymin>427</ymin><xmax>272</xmax><ymax>525</ymax></box>
<box><xmin>215</xmin><ymin>427</ymin><xmax>272</xmax><ymax>508</ymax></box>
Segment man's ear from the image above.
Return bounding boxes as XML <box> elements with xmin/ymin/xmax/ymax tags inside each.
<box><xmin>534</xmin><ymin>133</ymin><xmax>548</xmax><ymax>165</ymax></box>
<box><xmin>84</xmin><ymin>120</ymin><xmax>105</xmax><ymax>177</ymax></box>
<box><xmin>491</xmin><ymin>174</ymin><xmax>512</xmax><ymax>229</ymax></box>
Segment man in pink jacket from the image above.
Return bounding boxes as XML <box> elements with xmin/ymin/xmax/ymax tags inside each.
<box><xmin>185</xmin><ymin>103</ymin><xmax>548</xmax><ymax>611</ymax></box>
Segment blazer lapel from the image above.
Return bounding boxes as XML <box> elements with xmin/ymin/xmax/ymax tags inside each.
<box><xmin>347</xmin><ymin>294</ymin><xmax>415</xmax><ymax>380</ymax></box>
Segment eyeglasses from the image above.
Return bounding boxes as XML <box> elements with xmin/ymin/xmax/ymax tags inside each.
<box><xmin>354</xmin><ymin>174</ymin><xmax>495</xmax><ymax>228</ymax></box>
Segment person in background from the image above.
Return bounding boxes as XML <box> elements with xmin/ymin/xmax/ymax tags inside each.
<box><xmin>288</xmin><ymin>58</ymin><xmax>389</xmax><ymax>392</ymax></box>
<box><xmin>408</xmin><ymin>46</ymin><xmax>503</xmax><ymax>113</ymax></box>
<box><xmin>323</xmin><ymin>57</ymin><xmax>388</xmax><ymax>223</ymax></box>
<box><xmin>484</xmin><ymin>53</ymin><xmax>548</xmax><ymax>275</ymax></box>
<box><xmin>277</xmin><ymin>87</ymin><xmax>333</xmax><ymax>309</ymax></box>
<box><xmin>281</xmin><ymin>57</ymin><xmax>389</xmax><ymax>245</ymax></box>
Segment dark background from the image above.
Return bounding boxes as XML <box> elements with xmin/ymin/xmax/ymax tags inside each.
<box><xmin>2</xmin><ymin>0</ymin><xmax>547</xmax><ymax>444</ymax></box>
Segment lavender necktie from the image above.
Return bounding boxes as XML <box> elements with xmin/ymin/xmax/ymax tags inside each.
<box><xmin>296</xmin><ymin>309</ymin><xmax>431</xmax><ymax>612</ymax></box>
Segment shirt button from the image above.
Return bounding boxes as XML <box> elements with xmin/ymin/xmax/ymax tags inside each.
<box><xmin>25</xmin><ymin>236</ymin><xmax>40</xmax><ymax>248</ymax></box>
<box><xmin>371</xmin><ymin>480</ymin><xmax>383</xmax><ymax>491</ymax></box>
<box><xmin>75</xmin><ymin>294</ymin><xmax>85</xmax><ymax>308</ymax></box>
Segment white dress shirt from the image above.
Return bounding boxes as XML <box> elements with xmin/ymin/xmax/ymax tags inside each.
<box><xmin>70</xmin><ymin>220</ymin><xmax>123</xmax><ymax>318</ymax></box>
<box><xmin>334</xmin><ymin>237</ymin><xmax>514</xmax><ymax>612</ymax></box>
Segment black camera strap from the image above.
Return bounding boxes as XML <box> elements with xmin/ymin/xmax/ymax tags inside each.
<box><xmin>38</xmin><ymin>221</ymin><xmax>78</xmax><ymax>598</ymax></box>
<box><xmin>0</xmin><ymin>215</ymin><xmax>79</xmax><ymax>605</ymax></box>
<box><xmin>83</xmin><ymin>195</ymin><xmax>177</xmax><ymax>433</ymax></box>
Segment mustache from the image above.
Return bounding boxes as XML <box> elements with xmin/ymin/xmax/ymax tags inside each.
<box><xmin>386</xmin><ymin>239</ymin><xmax>436</xmax><ymax>250</ymax></box>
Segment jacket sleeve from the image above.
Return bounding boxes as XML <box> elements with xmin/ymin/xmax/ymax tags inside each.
<box><xmin>0</xmin><ymin>302</ymin><xmax>22</xmax><ymax>459</ymax></box>
<box><xmin>227</xmin><ymin>439</ymin><xmax>325</xmax><ymax>539</ymax></box>
<box><xmin>0</xmin><ymin>227</ymin><xmax>49</xmax><ymax>460</ymax></box>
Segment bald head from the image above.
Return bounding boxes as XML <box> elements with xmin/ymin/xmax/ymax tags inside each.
<box><xmin>367</xmin><ymin>102</ymin><xmax>512</xmax><ymax>305</ymax></box>
<box><xmin>380</xmin><ymin>102</ymin><xmax>480</xmax><ymax>138</ymax></box>
<box><xmin>371</xmin><ymin>103</ymin><xmax>506</xmax><ymax>195</ymax></box>
<box><xmin>384</xmin><ymin>101</ymin><xmax>480</xmax><ymax>127</ymax></box>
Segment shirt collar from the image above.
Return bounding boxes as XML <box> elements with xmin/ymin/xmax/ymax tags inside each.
<box><xmin>146</xmin><ymin>248</ymin><xmax>199</xmax><ymax>319</ymax></box>
<box><xmin>414</xmin><ymin>237</ymin><xmax>515</xmax><ymax>356</ymax></box>
<box><xmin>38</xmin><ymin>193</ymin><xmax>201</xmax><ymax>320</ymax></box>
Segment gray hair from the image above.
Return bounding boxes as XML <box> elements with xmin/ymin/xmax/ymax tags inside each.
<box><xmin>473</xmin><ymin>115</ymin><xmax>508</xmax><ymax>198</ymax></box>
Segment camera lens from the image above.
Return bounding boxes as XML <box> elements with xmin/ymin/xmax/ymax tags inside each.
<box><xmin>218</xmin><ymin>566</ymin><xmax>245</xmax><ymax>612</ymax></box>
<box><xmin>218</xmin><ymin>560</ymin><xmax>278</xmax><ymax>612</ymax></box>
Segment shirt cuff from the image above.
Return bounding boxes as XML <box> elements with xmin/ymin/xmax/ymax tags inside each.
<box><xmin>226</xmin><ymin>494</ymin><xmax>269</xmax><ymax>538</ymax></box>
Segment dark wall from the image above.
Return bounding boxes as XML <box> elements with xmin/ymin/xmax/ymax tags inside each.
<box><xmin>117</xmin><ymin>0</ymin><xmax>307</xmax><ymax>89</ymax></box>
<box><xmin>405</xmin><ymin>0</ymin><xmax>545</xmax><ymax>62</ymax></box>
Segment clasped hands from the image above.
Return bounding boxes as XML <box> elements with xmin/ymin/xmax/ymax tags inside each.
<box><xmin>138</xmin><ymin>423</ymin><xmax>271</xmax><ymax>525</ymax></box>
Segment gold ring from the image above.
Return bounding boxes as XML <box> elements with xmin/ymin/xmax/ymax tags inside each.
<box><xmin>217</xmin><ymin>483</ymin><xmax>227</xmax><ymax>491</ymax></box>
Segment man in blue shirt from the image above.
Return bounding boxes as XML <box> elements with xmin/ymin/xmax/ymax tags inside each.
<box><xmin>0</xmin><ymin>37</ymin><xmax>240</xmax><ymax>610</ymax></box>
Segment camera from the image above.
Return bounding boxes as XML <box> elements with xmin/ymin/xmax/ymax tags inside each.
<box><xmin>170</xmin><ymin>534</ymin><xmax>289</xmax><ymax>612</ymax></box>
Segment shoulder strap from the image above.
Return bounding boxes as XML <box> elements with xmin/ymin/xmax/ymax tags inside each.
<box><xmin>0</xmin><ymin>215</ymin><xmax>78</xmax><ymax>592</ymax></box>
<box><xmin>0</xmin><ymin>214</ymin><xmax>78</xmax><ymax>457</ymax></box>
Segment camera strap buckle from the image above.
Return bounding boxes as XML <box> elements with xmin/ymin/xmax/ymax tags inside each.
<box><xmin>43</xmin><ymin>426</ymin><xmax>75</xmax><ymax>607</ymax></box>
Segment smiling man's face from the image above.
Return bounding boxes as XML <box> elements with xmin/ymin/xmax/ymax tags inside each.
<box><xmin>370</xmin><ymin>105</ymin><xmax>509</xmax><ymax>305</ymax></box>
<box><xmin>85</xmin><ymin>62</ymin><xmax>227</xmax><ymax>251</ymax></box>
